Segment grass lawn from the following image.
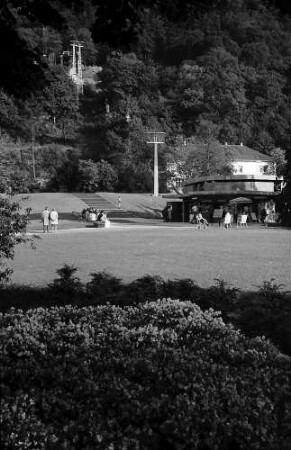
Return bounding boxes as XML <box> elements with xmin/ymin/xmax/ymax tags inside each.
<box><xmin>14</xmin><ymin>192</ymin><xmax>168</xmax><ymax>218</ymax></box>
<box><xmin>9</xmin><ymin>226</ymin><xmax>291</xmax><ymax>291</ymax></box>
<box><xmin>15</xmin><ymin>192</ymin><xmax>88</xmax><ymax>214</ymax></box>
<box><xmin>100</xmin><ymin>192</ymin><xmax>167</xmax><ymax>217</ymax></box>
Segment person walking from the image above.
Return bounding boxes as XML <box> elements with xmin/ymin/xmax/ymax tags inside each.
<box><xmin>49</xmin><ymin>208</ymin><xmax>59</xmax><ymax>233</ymax></box>
<box><xmin>41</xmin><ymin>206</ymin><xmax>50</xmax><ymax>233</ymax></box>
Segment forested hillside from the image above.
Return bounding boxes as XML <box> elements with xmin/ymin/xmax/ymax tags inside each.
<box><xmin>0</xmin><ymin>0</ymin><xmax>290</xmax><ymax>213</ymax></box>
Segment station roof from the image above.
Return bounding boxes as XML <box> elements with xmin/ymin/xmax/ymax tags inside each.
<box><xmin>223</xmin><ymin>144</ymin><xmax>271</xmax><ymax>161</ymax></box>
<box><xmin>163</xmin><ymin>190</ymin><xmax>280</xmax><ymax>200</ymax></box>
<box><xmin>167</xmin><ymin>143</ymin><xmax>272</xmax><ymax>164</ymax></box>
<box><xmin>183</xmin><ymin>173</ymin><xmax>278</xmax><ymax>186</ymax></box>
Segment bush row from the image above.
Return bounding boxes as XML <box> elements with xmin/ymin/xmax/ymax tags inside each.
<box><xmin>1</xmin><ymin>300</ymin><xmax>290</xmax><ymax>450</ymax></box>
<box><xmin>1</xmin><ymin>267</ymin><xmax>291</xmax><ymax>356</ymax></box>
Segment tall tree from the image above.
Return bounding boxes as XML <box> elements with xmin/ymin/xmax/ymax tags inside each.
<box><xmin>43</xmin><ymin>67</ymin><xmax>80</xmax><ymax>143</ymax></box>
<box><xmin>0</xmin><ymin>195</ymin><xmax>35</xmax><ymax>285</ymax></box>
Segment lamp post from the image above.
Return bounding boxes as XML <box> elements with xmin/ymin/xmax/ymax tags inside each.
<box><xmin>146</xmin><ymin>131</ymin><xmax>165</xmax><ymax>197</ymax></box>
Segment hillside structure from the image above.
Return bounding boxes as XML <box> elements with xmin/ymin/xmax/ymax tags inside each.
<box><xmin>69</xmin><ymin>41</ymin><xmax>84</xmax><ymax>94</ymax></box>
<box><xmin>165</xmin><ymin>144</ymin><xmax>284</xmax><ymax>224</ymax></box>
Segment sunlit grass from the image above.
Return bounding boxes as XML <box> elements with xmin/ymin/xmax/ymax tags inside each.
<box><xmin>10</xmin><ymin>226</ymin><xmax>291</xmax><ymax>291</ymax></box>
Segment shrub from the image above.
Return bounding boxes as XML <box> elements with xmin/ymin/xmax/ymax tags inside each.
<box><xmin>236</xmin><ymin>290</ymin><xmax>291</xmax><ymax>356</ymax></box>
<box><xmin>256</xmin><ymin>278</ymin><xmax>287</xmax><ymax>302</ymax></box>
<box><xmin>163</xmin><ymin>278</ymin><xmax>202</xmax><ymax>302</ymax></box>
<box><xmin>1</xmin><ymin>300</ymin><xmax>290</xmax><ymax>450</ymax></box>
<box><xmin>126</xmin><ymin>275</ymin><xmax>165</xmax><ymax>304</ymax></box>
<box><xmin>86</xmin><ymin>270</ymin><xmax>123</xmax><ymax>304</ymax></box>
<box><xmin>48</xmin><ymin>264</ymin><xmax>84</xmax><ymax>304</ymax></box>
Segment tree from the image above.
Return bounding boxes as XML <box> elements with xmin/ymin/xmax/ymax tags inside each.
<box><xmin>0</xmin><ymin>195</ymin><xmax>33</xmax><ymax>285</ymax></box>
<box><xmin>0</xmin><ymin>0</ymin><xmax>64</xmax><ymax>97</ymax></box>
<box><xmin>167</xmin><ymin>135</ymin><xmax>233</xmax><ymax>187</ymax></box>
<box><xmin>0</xmin><ymin>89</ymin><xmax>18</xmax><ymax>138</ymax></box>
<box><xmin>43</xmin><ymin>67</ymin><xmax>80</xmax><ymax>142</ymax></box>
<box><xmin>78</xmin><ymin>159</ymin><xmax>118</xmax><ymax>192</ymax></box>
<box><xmin>267</xmin><ymin>147</ymin><xmax>287</xmax><ymax>176</ymax></box>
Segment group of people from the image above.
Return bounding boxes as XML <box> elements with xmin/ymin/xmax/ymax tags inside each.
<box><xmin>41</xmin><ymin>206</ymin><xmax>59</xmax><ymax>233</ymax></box>
<box><xmin>81</xmin><ymin>207</ymin><xmax>111</xmax><ymax>227</ymax></box>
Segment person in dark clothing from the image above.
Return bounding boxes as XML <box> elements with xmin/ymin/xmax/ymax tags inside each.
<box><xmin>162</xmin><ymin>205</ymin><xmax>172</xmax><ymax>222</ymax></box>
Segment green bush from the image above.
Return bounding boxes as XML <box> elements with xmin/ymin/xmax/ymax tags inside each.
<box><xmin>47</xmin><ymin>264</ymin><xmax>84</xmax><ymax>305</ymax></box>
<box><xmin>1</xmin><ymin>300</ymin><xmax>290</xmax><ymax>450</ymax></box>
<box><xmin>86</xmin><ymin>270</ymin><xmax>123</xmax><ymax>304</ymax></box>
<box><xmin>1</xmin><ymin>268</ymin><xmax>291</xmax><ymax>357</ymax></box>
<box><xmin>236</xmin><ymin>290</ymin><xmax>291</xmax><ymax>356</ymax></box>
<box><xmin>126</xmin><ymin>275</ymin><xmax>165</xmax><ymax>304</ymax></box>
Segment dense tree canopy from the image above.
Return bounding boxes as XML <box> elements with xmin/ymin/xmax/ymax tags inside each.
<box><xmin>0</xmin><ymin>0</ymin><xmax>290</xmax><ymax>213</ymax></box>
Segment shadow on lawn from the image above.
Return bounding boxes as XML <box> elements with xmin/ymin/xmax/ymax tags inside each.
<box><xmin>2</xmin><ymin>267</ymin><xmax>291</xmax><ymax>356</ymax></box>
<box><xmin>29</xmin><ymin>212</ymin><xmax>81</xmax><ymax>221</ymax></box>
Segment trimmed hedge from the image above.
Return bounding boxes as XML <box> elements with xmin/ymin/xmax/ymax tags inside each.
<box><xmin>1</xmin><ymin>270</ymin><xmax>291</xmax><ymax>356</ymax></box>
<box><xmin>1</xmin><ymin>300</ymin><xmax>290</xmax><ymax>449</ymax></box>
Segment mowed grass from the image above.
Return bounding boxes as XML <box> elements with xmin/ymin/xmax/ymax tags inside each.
<box><xmin>14</xmin><ymin>192</ymin><xmax>167</xmax><ymax>218</ymax></box>
<box><xmin>9</xmin><ymin>226</ymin><xmax>291</xmax><ymax>291</ymax></box>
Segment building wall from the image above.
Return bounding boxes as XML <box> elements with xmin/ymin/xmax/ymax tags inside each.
<box><xmin>232</xmin><ymin>161</ymin><xmax>270</xmax><ymax>175</ymax></box>
<box><xmin>216</xmin><ymin>180</ymin><xmax>274</xmax><ymax>192</ymax></box>
<box><xmin>183</xmin><ymin>179</ymin><xmax>275</xmax><ymax>194</ymax></box>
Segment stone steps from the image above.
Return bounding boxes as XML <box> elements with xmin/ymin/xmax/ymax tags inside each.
<box><xmin>73</xmin><ymin>193</ymin><xmax>135</xmax><ymax>218</ymax></box>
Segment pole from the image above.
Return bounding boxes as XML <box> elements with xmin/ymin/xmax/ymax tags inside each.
<box><xmin>31</xmin><ymin>124</ymin><xmax>36</xmax><ymax>180</ymax></box>
<box><xmin>77</xmin><ymin>43</ymin><xmax>83</xmax><ymax>94</ymax></box>
<box><xmin>153</xmin><ymin>140</ymin><xmax>159</xmax><ymax>197</ymax></box>
<box><xmin>71</xmin><ymin>43</ymin><xmax>76</xmax><ymax>76</ymax></box>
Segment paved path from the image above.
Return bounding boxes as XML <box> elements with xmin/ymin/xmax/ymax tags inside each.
<box><xmin>26</xmin><ymin>216</ymin><xmax>269</xmax><ymax>234</ymax></box>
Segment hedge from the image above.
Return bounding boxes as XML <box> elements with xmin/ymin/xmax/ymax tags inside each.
<box><xmin>1</xmin><ymin>300</ymin><xmax>290</xmax><ymax>449</ymax></box>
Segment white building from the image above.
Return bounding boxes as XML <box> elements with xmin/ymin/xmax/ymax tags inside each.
<box><xmin>227</xmin><ymin>143</ymin><xmax>272</xmax><ymax>175</ymax></box>
<box><xmin>164</xmin><ymin>143</ymin><xmax>284</xmax><ymax>222</ymax></box>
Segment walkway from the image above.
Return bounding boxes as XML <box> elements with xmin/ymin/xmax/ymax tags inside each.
<box><xmin>73</xmin><ymin>193</ymin><xmax>135</xmax><ymax>219</ymax></box>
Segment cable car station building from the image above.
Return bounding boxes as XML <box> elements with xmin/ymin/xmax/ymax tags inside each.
<box><xmin>165</xmin><ymin>144</ymin><xmax>283</xmax><ymax>223</ymax></box>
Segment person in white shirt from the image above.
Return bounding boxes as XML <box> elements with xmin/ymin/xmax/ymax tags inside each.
<box><xmin>41</xmin><ymin>207</ymin><xmax>50</xmax><ymax>233</ymax></box>
<box><xmin>49</xmin><ymin>208</ymin><xmax>59</xmax><ymax>233</ymax></box>
<box><xmin>224</xmin><ymin>211</ymin><xmax>232</xmax><ymax>229</ymax></box>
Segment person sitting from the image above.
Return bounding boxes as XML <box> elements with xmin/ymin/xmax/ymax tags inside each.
<box><xmin>97</xmin><ymin>210</ymin><xmax>111</xmax><ymax>227</ymax></box>
<box><xmin>81</xmin><ymin>208</ymin><xmax>87</xmax><ymax>220</ymax></box>
<box><xmin>196</xmin><ymin>211</ymin><xmax>209</xmax><ymax>229</ymax></box>
<box><xmin>97</xmin><ymin>210</ymin><xmax>104</xmax><ymax>221</ymax></box>
<box><xmin>89</xmin><ymin>208</ymin><xmax>97</xmax><ymax>222</ymax></box>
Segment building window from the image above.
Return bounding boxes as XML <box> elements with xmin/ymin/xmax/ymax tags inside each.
<box><xmin>259</xmin><ymin>166</ymin><xmax>268</xmax><ymax>174</ymax></box>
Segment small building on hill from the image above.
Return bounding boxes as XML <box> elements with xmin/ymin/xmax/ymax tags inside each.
<box><xmin>164</xmin><ymin>143</ymin><xmax>283</xmax><ymax>224</ymax></box>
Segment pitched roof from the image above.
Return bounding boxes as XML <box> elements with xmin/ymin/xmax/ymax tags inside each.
<box><xmin>167</xmin><ymin>143</ymin><xmax>272</xmax><ymax>164</ymax></box>
<box><xmin>223</xmin><ymin>144</ymin><xmax>271</xmax><ymax>161</ymax></box>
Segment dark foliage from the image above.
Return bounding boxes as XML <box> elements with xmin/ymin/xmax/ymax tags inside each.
<box><xmin>1</xmin><ymin>266</ymin><xmax>291</xmax><ymax>356</ymax></box>
<box><xmin>0</xmin><ymin>0</ymin><xmax>290</xmax><ymax>215</ymax></box>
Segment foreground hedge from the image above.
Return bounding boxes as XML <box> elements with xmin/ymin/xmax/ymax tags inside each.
<box><xmin>1</xmin><ymin>300</ymin><xmax>290</xmax><ymax>450</ymax></box>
